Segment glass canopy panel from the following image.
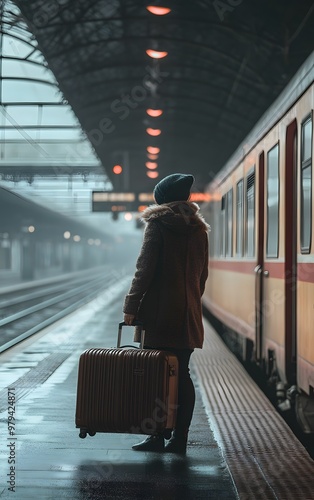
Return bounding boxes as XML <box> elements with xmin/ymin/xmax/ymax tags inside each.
<box><xmin>41</xmin><ymin>106</ymin><xmax>80</xmax><ymax>126</ymax></box>
<box><xmin>2</xmin><ymin>80</ymin><xmax>60</xmax><ymax>103</ymax></box>
<box><xmin>2</xmin><ymin>105</ymin><xmax>39</xmax><ymax>125</ymax></box>
<box><xmin>3</xmin><ymin>59</ymin><xmax>52</xmax><ymax>81</ymax></box>
<box><xmin>30</xmin><ymin>129</ymin><xmax>82</xmax><ymax>141</ymax></box>
<box><xmin>2</xmin><ymin>33</ymin><xmax>36</xmax><ymax>58</ymax></box>
<box><xmin>0</xmin><ymin>0</ymin><xmax>111</xmax><ymax>221</ymax></box>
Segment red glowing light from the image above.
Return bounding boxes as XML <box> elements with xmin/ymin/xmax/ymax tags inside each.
<box><xmin>146</xmin><ymin>128</ymin><xmax>161</xmax><ymax>136</ymax></box>
<box><xmin>113</xmin><ymin>164</ymin><xmax>123</xmax><ymax>174</ymax></box>
<box><xmin>138</xmin><ymin>205</ymin><xmax>148</xmax><ymax>212</ymax></box>
<box><xmin>146</xmin><ymin>49</ymin><xmax>168</xmax><ymax>59</ymax></box>
<box><xmin>147</xmin><ymin>153</ymin><xmax>159</xmax><ymax>160</ymax></box>
<box><xmin>146</xmin><ymin>109</ymin><xmax>163</xmax><ymax>117</ymax></box>
<box><xmin>147</xmin><ymin>146</ymin><xmax>160</xmax><ymax>154</ymax></box>
<box><xmin>146</xmin><ymin>6</ymin><xmax>171</xmax><ymax>15</ymax></box>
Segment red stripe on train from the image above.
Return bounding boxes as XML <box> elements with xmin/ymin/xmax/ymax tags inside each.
<box><xmin>209</xmin><ymin>260</ymin><xmax>314</xmax><ymax>283</ymax></box>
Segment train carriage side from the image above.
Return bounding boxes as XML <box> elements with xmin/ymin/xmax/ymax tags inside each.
<box><xmin>295</xmin><ymin>93</ymin><xmax>314</xmax><ymax>405</ymax></box>
<box><xmin>203</xmin><ymin>75</ymin><xmax>314</xmax><ymax>430</ymax></box>
<box><xmin>203</xmin><ymin>153</ymin><xmax>261</xmax><ymax>359</ymax></box>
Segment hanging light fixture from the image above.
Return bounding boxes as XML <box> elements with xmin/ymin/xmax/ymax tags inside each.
<box><xmin>147</xmin><ymin>170</ymin><xmax>159</xmax><ymax>178</ymax></box>
<box><xmin>146</xmin><ymin>162</ymin><xmax>158</xmax><ymax>169</ymax></box>
<box><xmin>146</xmin><ymin>49</ymin><xmax>168</xmax><ymax>59</ymax></box>
<box><xmin>146</xmin><ymin>128</ymin><xmax>161</xmax><ymax>136</ymax></box>
<box><xmin>146</xmin><ymin>6</ymin><xmax>171</xmax><ymax>15</ymax></box>
<box><xmin>147</xmin><ymin>146</ymin><xmax>160</xmax><ymax>154</ymax></box>
<box><xmin>146</xmin><ymin>109</ymin><xmax>163</xmax><ymax>117</ymax></box>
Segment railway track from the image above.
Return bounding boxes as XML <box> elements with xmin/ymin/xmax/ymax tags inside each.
<box><xmin>0</xmin><ymin>268</ymin><xmax>123</xmax><ymax>353</ymax></box>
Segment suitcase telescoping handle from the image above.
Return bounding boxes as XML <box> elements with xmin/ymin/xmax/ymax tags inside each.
<box><xmin>117</xmin><ymin>321</ymin><xmax>145</xmax><ymax>349</ymax></box>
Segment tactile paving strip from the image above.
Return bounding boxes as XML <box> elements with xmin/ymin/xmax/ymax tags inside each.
<box><xmin>0</xmin><ymin>351</ymin><xmax>71</xmax><ymax>413</ymax></box>
<box><xmin>192</xmin><ymin>320</ymin><xmax>314</xmax><ymax>500</ymax></box>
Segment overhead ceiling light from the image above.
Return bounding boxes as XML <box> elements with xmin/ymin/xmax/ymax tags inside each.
<box><xmin>147</xmin><ymin>170</ymin><xmax>159</xmax><ymax>179</ymax></box>
<box><xmin>147</xmin><ymin>153</ymin><xmax>159</xmax><ymax>160</ymax></box>
<box><xmin>146</xmin><ymin>128</ymin><xmax>161</xmax><ymax>136</ymax></box>
<box><xmin>147</xmin><ymin>146</ymin><xmax>160</xmax><ymax>154</ymax></box>
<box><xmin>146</xmin><ymin>49</ymin><xmax>168</xmax><ymax>59</ymax></box>
<box><xmin>146</xmin><ymin>6</ymin><xmax>171</xmax><ymax>15</ymax></box>
<box><xmin>146</xmin><ymin>109</ymin><xmax>163</xmax><ymax>117</ymax></box>
<box><xmin>146</xmin><ymin>162</ymin><xmax>158</xmax><ymax>169</ymax></box>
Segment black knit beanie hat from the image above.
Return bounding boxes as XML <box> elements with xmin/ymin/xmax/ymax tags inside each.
<box><xmin>153</xmin><ymin>173</ymin><xmax>194</xmax><ymax>205</ymax></box>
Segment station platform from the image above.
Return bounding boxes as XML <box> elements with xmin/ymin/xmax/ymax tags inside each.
<box><xmin>0</xmin><ymin>276</ymin><xmax>314</xmax><ymax>499</ymax></box>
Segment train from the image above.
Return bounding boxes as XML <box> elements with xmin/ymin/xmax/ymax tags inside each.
<box><xmin>202</xmin><ymin>51</ymin><xmax>314</xmax><ymax>433</ymax></box>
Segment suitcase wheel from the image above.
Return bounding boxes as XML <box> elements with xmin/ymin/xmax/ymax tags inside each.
<box><xmin>89</xmin><ymin>431</ymin><xmax>96</xmax><ymax>437</ymax></box>
<box><xmin>79</xmin><ymin>429</ymin><xmax>87</xmax><ymax>439</ymax></box>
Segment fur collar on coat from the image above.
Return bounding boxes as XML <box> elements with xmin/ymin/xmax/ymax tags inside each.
<box><xmin>140</xmin><ymin>201</ymin><xmax>210</xmax><ymax>233</ymax></box>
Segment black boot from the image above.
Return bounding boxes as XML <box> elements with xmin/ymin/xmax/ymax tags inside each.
<box><xmin>164</xmin><ymin>429</ymin><xmax>188</xmax><ymax>454</ymax></box>
<box><xmin>132</xmin><ymin>434</ymin><xmax>165</xmax><ymax>452</ymax></box>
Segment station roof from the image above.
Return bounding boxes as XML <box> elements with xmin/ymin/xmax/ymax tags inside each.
<box><xmin>11</xmin><ymin>0</ymin><xmax>314</xmax><ymax>192</ymax></box>
<box><xmin>0</xmin><ymin>186</ymin><xmax>112</xmax><ymax>239</ymax></box>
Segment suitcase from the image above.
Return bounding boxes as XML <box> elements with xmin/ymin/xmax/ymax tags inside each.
<box><xmin>75</xmin><ymin>321</ymin><xmax>178</xmax><ymax>438</ymax></box>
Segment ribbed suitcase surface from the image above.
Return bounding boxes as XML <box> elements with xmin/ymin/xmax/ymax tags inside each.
<box><xmin>75</xmin><ymin>347</ymin><xmax>178</xmax><ymax>438</ymax></box>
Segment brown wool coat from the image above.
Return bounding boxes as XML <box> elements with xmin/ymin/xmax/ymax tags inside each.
<box><xmin>123</xmin><ymin>201</ymin><xmax>209</xmax><ymax>349</ymax></box>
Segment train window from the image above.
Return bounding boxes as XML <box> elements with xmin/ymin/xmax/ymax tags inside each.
<box><xmin>301</xmin><ymin>116</ymin><xmax>312</xmax><ymax>253</ymax></box>
<box><xmin>236</xmin><ymin>180</ymin><xmax>244</xmax><ymax>256</ymax></box>
<box><xmin>226</xmin><ymin>189</ymin><xmax>233</xmax><ymax>257</ymax></box>
<box><xmin>302</xmin><ymin>117</ymin><xmax>312</xmax><ymax>162</ymax></box>
<box><xmin>266</xmin><ymin>144</ymin><xmax>280</xmax><ymax>258</ymax></box>
<box><xmin>246</xmin><ymin>169</ymin><xmax>255</xmax><ymax>257</ymax></box>
<box><xmin>220</xmin><ymin>195</ymin><xmax>226</xmax><ymax>256</ymax></box>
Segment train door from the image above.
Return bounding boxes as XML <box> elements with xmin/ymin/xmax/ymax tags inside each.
<box><xmin>285</xmin><ymin>119</ymin><xmax>297</xmax><ymax>385</ymax></box>
<box><xmin>255</xmin><ymin>152</ymin><xmax>265</xmax><ymax>363</ymax></box>
<box><xmin>257</xmin><ymin>121</ymin><xmax>297</xmax><ymax>382</ymax></box>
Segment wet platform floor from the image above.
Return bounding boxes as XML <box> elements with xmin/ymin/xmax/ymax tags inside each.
<box><xmin>0</xmin><ymin>277</ymin><xmax>237</xmax><ymax>499</ymax></box>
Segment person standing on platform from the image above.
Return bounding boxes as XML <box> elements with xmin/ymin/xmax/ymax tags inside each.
<box><xmin>123</xmin><ymin>173</ymin><xmax>209</xmax><ymax>454</ymax></box>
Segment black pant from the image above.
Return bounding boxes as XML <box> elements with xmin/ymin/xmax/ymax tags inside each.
<box><xmin>144</xmin><ymin>346</ymin><xmax>195</xmax><ymax>433</ymax></box>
